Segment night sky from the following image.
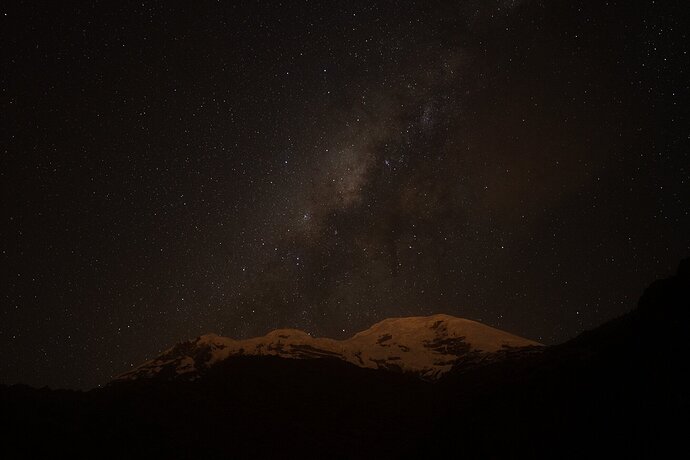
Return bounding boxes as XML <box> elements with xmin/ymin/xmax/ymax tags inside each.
<box><xmin>2</xmin><ymin>1</ymin><xmax>688</xmax><ymax>389</ymax></box>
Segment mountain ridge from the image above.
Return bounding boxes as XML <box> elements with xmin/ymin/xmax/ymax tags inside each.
<box><xmin>114</xmin><ymin>313</ymin><xmax>541</xmax><ymax>383</ymax></box>
<box><xmin>2</xmin><ymin>259</ymin><xmax>688</xmax><ymax>459</ymax></box>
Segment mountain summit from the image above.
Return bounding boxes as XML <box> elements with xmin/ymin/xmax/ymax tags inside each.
<box><xmin>114</xmin><ymin>314</ymin><xmax>540</xmax><ymax>382</ymax></box>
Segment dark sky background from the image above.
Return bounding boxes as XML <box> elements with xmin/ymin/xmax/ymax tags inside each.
<box><xmin>1</xmin><ymin>0</ymin><xmax>688</xmax><ymax>389</ymax></box>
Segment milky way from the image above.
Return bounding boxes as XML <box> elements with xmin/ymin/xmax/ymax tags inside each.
<box><xmin>2</xmin><ymin>1</ymin><xmax>688</xmax><ymax>388</ymax></box>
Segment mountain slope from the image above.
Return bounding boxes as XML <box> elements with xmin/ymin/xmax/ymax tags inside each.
<box><xmin>115</xmin><ymin>314</ymin><xmax>540</xmax><ymax>382</ymax></box>
<box><xmin>416</xmin><ymin>258</ymin><xmax>690</xmax><ymax>458</ymax></box>
<box><xmin>2</xmin><ymin>259</ymin><xmax>688</xmax><ymax>459</ymax></box>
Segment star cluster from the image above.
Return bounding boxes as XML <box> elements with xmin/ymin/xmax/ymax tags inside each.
<box><xmin>1</xmin><ymin>1</ymin><xmax>688</xmax><ymax>388</ymax></box>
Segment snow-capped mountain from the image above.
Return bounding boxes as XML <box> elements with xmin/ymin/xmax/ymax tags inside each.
<box><xmin>114</xmin><ymin>314</ymin><xmax>540</xmax><ymax>382</ymax></box>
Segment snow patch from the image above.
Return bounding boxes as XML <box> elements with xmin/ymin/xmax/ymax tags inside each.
<box><xmin>115</xmin><ymin>314</ymin><xmax>541</xmax><ymax>382</ymax></box>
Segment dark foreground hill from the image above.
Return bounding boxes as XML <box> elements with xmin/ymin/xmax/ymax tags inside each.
<box><xmin>423</xmin><ymin>258</ymin><xmax>690</xmax><ymax>458</ymax></box>
<box><xmin>1</xmin><ymin>259</ymin><xmax>688</xmax><ymax>459</ymax></box>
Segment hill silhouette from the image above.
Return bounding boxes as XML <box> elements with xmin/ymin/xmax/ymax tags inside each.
<box><xmin>1</xmin><ymin>259</ymin><xmax>688</xmax><ymax>459</ymax></box>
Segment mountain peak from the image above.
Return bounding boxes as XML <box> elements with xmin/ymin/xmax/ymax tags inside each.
<box><xmin>196</xmin><ymin>332</ymin><xmax>224</xmax><ymax>342</ymax></box>
<box><xmin>264</xmin><ymin>328</ymin><xmax>312</xmax><ymax>339</ymax></box>
<box><xmin>114</xmin><ymin>314</ymin><xmax>540</xmax><ymax>383</ymax></box>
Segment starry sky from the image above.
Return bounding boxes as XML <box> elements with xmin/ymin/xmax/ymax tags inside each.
<box><xmin>2</xmin><ymin>0</ymin><xmax>688</xmax><ymax>389</ymax></box>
